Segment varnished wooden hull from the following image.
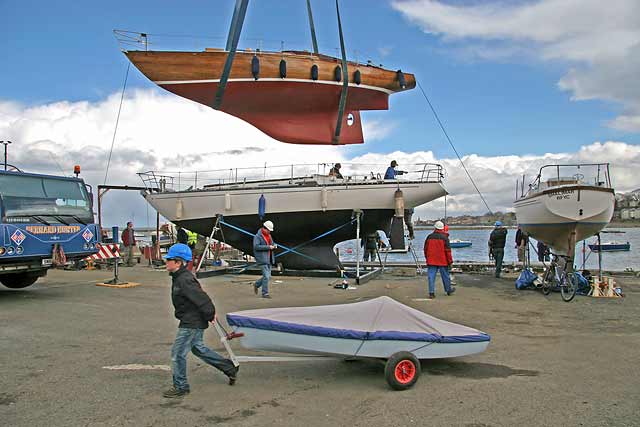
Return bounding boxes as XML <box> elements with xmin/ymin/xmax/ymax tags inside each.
<box><xmin>125</xmin><ymin>50</ymin><xmax>415</xmax><ymax>145</ymax></box>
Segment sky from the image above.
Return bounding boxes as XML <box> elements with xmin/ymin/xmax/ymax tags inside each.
<box><xmin>1</xmin><ymin>0</ymin><xmax>640</xmax><ymax>227</ymax></box>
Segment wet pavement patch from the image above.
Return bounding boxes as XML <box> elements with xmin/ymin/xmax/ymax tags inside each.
<box><xmin>424</xmin><ymin>361</ymin><xmax>539</xmax><ymax>379</ymax></box>
<box><xmin>0</xmin><ymin>393</ymin><xmax>17</xmax><ymax>405</ymax></box>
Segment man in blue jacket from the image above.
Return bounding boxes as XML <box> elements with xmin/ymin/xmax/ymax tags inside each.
<box><xmin>253</xmin><ymin>221</ymin><xmax>276</xmax><ymax>298</ymax></box>
<box><xmin>384</xmin><ymin>160</ymin><xmax>407</xmax><ymax>179</ymax></box>
<box><xmin>162</xmin><ymin>243</ymin><xmax>238</xmax><ymax>398</ymax></box>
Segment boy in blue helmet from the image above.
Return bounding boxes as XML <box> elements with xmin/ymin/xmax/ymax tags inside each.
<box><xmin>162</xmin><ymin>243</ymin><xmax>238</xmax><ymax>398</ymax></box>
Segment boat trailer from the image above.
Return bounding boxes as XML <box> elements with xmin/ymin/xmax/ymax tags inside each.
<box><xmin>212</xmin><ymin>321</ymin><xmax>423</xmax><ymax>391</ymax></box>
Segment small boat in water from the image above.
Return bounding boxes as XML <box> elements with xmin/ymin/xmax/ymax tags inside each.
<box><xmin>226</xmin><ymin>296</ymin><xmax>490</xmax><ymax>359</ymax></box>
<box><xmin>513</xmin><ymin>163</ymin><xmax>615</xmax><ymax>256</ymax></box>
<box><xmin>450</xmin><ymin>239</ymin><xmax>472</xmax><ymax>248</ymax></box>
<box><xmin>588</xmin><ymin>241</ymin><xmax>630</xmax><ymax>252</ymax></box>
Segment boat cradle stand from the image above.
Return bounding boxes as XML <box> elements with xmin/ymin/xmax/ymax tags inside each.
<box><xmin>213</xmin><ymin>320</ymin><xmax>424</xmax><ymax>390</ymax></box>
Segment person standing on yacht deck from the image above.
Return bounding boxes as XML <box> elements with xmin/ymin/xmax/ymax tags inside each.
<box><xmin>384</xmin><ymin>160</ymin><xmax>407</xmax><ymax>179</ymax></box>
<box><xmin>253</xmin><ymin>221</ymin><xmax>276</xmax><ymax>298</ymax></box>
<box><xmin>329</xmin><ymin>163</ymin><xmax>343</xmax><ymax>179</ymax></box>
<box><xmin>488</xmin><ymin>221</ymin><xmax>508</xmax><ymax>278</ymax></box>
<box><xmin>423</xmin><ymin>221</ymin><xmax>455</xmax><ymax>299</ymax></box>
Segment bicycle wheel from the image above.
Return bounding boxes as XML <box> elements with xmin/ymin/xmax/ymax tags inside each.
<box><xmin>541</xmin><ymin>267</ymin><xmax>553</xmax><ymax>295</ymax></box>
<box><xmin>560</xmin><ymin>272</ymin><xmax>578</xmax><ymax>302</ymax></box>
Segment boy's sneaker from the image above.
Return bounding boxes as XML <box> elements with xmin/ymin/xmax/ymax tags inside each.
<box><xmin>228</xmin><ymin>366</ymin><xmax>239</xmax><ymax>386</ymax></box>
<box><xmin>447</xmin><ymin>287</ymin><xmax>456</xmax><ymax>296</ymax></box>
<box><xmin>262</xmin><ymin>294</ymin><xmax>272</xmax><ymax>299</ymax></box>
<box><xmin>427</xmin><ymin>293</ymin><xmax>436</xmax><ymax>299</ymax></box>
<box><xmin>163</xmin><ymin>386</ymin><xmax>189</xmax><ymax>398</ymax></box>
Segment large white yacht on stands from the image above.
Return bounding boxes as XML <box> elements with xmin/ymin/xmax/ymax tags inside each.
<box><xmin>139</xmin><ymin>163</ymin><xmax>446</xmax><ymax>270</ymax></box>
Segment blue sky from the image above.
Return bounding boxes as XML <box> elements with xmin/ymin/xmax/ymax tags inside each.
<box><xmin>2</xmin><ymin>0</ymin><xmax>639</xmax><ymax>223</ymax></box>
<box><xmin>3</xmin><ymin>0</ymin><xmax>637</xmax><ymax>158</ymax></box>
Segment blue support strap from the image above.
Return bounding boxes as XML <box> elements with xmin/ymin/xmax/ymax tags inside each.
<box><xmin>214</xmin><ymin>0</ymin><xmax>249</xmax><ymax>110</ymax></box>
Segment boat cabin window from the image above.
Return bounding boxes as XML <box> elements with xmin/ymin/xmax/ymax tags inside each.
<box><xmin>546</xmin><ymin>177</ymin><xmax>579</xmax><ymax>187</ymax></box>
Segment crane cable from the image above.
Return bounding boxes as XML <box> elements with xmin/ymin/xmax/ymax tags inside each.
<box><xmin>416</xmin><ymin>81</ymin><xmax>493</xmax><ymax>215</ymax></box>
<box><xmin>103</xmin><ymin>62</ymin><xmax>130</xmax><ymax>185</ymax></box>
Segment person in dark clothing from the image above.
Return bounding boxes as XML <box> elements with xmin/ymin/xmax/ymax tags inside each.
<box><xmin>361</xmin><ymin>231</ymin><xmax>381</xmax><ymax>266</ymax></box>
<box><xmin>384</xmin><ymin>160</ymin><xmax>407</xmax><ymax>180</ymax></box>
<box><xmin>423</xmin><ymin>221</ymin><xmax>455</xmax><ymax>298</ymax></box>
<box><xmin>176</xmin><ymin>226</ymin><xmax>188</xmax><ymax>245</ymax></box>
<box><xmin>515</xmin><ymin>226</ymin><xmax>529</xmax><ymax>265</ymax></box>
<box><xmin>537</xmin><ymin>240</ymin><xmax>549</xmax><ymax>262</ymax></box>
<box><xmin>329</xmin><ymin>163</ymin><xmax>343</xmax><ymax>179</ymax></box>
<box><xmin>162</xmin><ymin>244</ymin><xmax>237</xmax><ymax>398</ymax></box>
<box><xmin>404</xmin><ymin>208</ymin><xmax>415</xmax><ymax>239</ymax></box>
<box><xmin>488</xmin><ymin>221</ymin><xmax>508</xmax><ymax>278</ymax></box>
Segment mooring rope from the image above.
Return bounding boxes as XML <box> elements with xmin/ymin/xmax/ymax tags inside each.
<box><xmin>416</xmin><ymin>80</ymin><xmax>493</xmax><ymax>215</ymax></box>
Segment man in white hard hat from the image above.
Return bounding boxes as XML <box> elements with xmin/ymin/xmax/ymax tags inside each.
<box><xmin>253</xmin><ymin>220</ymin><xmax>276</xmax><ymax>298</ymax></box>
<box><xmin>423</xmin><ymin>220</ymin><xmax>455</xmax><ymax>299</ymax></box>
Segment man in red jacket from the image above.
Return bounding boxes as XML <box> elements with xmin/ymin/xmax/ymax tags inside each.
<box><xmin>121</xmin><ymin>221</ymin><xmax>137</xmax><ymax>267</ymax></box>
<box><xmin>423</xmin><ymin>221</ymin><xmax>455</xmax><ymax>299</ymax></box>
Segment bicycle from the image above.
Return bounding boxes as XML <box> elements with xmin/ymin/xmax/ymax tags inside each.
<box><xmin>541</xmin><ymin>253</ymin><xmax>578</xmax><ymax>302</ymax></box>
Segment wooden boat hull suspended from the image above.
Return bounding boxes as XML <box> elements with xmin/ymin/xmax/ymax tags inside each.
<box><xmin>124</xmin><ymin>50</ymin><xmax>416</xmax><ymax>145</ymax></box>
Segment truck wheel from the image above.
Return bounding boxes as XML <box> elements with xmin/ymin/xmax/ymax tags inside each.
<box><xmin>384</xmin><ymin>351</ymin><xmax>421</xmax><ymax>390</ymax></box>
<box><xmin>1</xmin><ymin>272</ymin><xmax>40</xmax><ymax>289</ymax></box>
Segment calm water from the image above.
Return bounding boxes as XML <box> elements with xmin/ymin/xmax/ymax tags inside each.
<box><xmin>336</xmin><ymin>227</ymin><xmax>640</xmax><ymax>272</ymax></box>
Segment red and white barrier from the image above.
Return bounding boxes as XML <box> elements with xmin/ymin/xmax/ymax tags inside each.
<box><xmin>87</xmin><ymin>243</ymin><xmax>121</xmax><ymax>260</ymax></box>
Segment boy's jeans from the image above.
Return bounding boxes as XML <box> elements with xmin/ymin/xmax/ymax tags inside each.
<box><xmin>171</xmin><ymin>328</ymin><xmax>235</xmax><ymax>391</ymax></box>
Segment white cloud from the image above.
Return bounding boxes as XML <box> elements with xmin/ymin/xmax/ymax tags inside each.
<box><xmin>362</xmin><ymin>118</ymin><xmax>396</xmax><ymax>141</ymax></box>
<box><xmin>391</xmin><ymin>0</ymin><xmax>640</xmax><ymax>131</ymax></box>
<box><xmin>1</xmin><ymin>92</ymin><xmax>638</xmax><ymax>226</ymax></box>
<box><xmin>0</xmin><ymin>90</ymin><xmax>346</xmax><ymax>226</ymax></box>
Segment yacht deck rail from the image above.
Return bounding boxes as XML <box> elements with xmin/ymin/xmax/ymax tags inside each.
<box><xmin>515</xmin><ymin>163</ymin><xmax>612</xmax><ymax>200</ymax></box>
<box><xmin>138</xmin><ymin>162</ymin><xmax>444</xmax><ymax>193</ymax></box>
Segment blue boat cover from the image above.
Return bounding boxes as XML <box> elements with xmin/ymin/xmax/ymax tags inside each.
<box><xmin>227</xmin><ymin>296</ymin><xmax>490</xmax><ymax>343</ymax></box>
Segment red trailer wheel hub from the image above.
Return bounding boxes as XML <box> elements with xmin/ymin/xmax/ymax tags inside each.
<box><xmin>394</xmin><ymin>360</ymin><xmax>416</xmax><ymax>383</ymax></box>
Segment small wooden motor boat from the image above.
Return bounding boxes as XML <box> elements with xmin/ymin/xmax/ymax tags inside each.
<box><xmin>125</xmin><ymin>49</ymin><xmax>415</xmax><ymax>145</ymax></box>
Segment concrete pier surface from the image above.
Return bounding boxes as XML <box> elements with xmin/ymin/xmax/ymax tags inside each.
<box><xmin>1</xmin><ymin>266</ymin><xmax>639</xmax><ymax>426</ymax></box>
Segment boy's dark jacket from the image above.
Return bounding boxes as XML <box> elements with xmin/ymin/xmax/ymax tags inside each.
<box><xmin>170</xmin><ymin>266</ymin><xmax>215</xmax><ymax>329</ymax></box>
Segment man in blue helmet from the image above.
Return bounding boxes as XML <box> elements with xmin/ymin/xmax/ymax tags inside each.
<box><xmin>162</xmin><ymin>243</ymin><xmax>238</xmax><ymax>398</ymax></box>
<box><xmin>488</xmin><ymin>221</ymin><xmax>508</xmax><ymax>278</ymax></box>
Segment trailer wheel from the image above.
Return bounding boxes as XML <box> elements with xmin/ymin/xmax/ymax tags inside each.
<box><xmin>1</xmin><ymin>272</ymin><xmax>40</xmax><ymax>289</ymax></box>
<box><xmin>384</xmin><ymin>351</ymin><xmax>421</xmax><ymax>390</ymax></box>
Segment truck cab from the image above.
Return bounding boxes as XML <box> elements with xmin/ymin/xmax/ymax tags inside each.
<box><xmin>0</xmin><ymin>170</ymin><xmax>99</xmax><ymax>289</ymax></box>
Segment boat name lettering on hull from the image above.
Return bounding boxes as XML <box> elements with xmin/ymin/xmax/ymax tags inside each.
<box><xmin>547</xmin><ymin>189</ymin><xmax>574</xmax><ymax>200</ymax></box>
